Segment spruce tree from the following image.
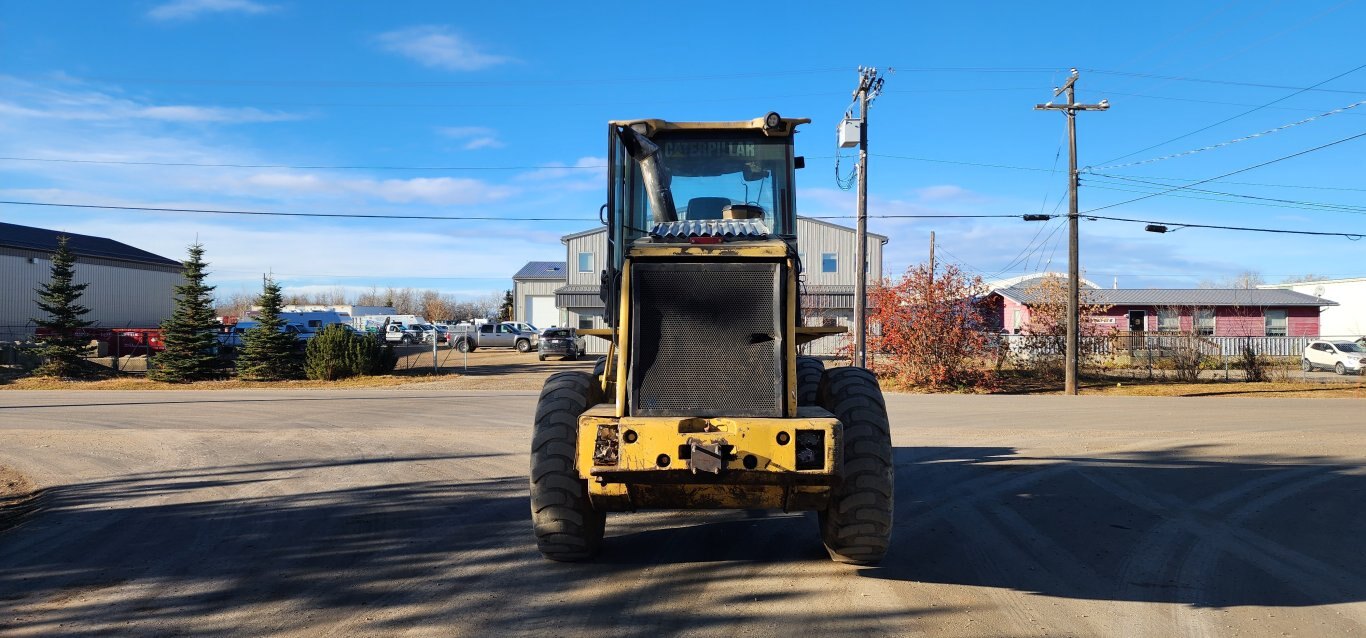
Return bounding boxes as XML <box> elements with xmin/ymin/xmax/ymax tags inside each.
<box><xmin>149</xmin><ymin>243</ymin><xmax>221</xmax><ymax>382</ymax></box>
<box><xmin>31</xmin><ymin>236</ymin><xmax>93</xmax><ymax>377</ymax></box>
<box><xmin>236</xmin><ymin>276</ymin><xmax>303</xmax><ymax>381</ymax></box>
<box><xmin>498</xmin><ymin>289</ymin><xmax>514</xmax><ymax>322</ymax></box>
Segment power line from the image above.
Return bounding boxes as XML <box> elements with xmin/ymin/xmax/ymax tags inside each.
<box><xmin>1093</xmin><ymin>89</ymin><xmax>1366</xmax><ymax>114</ymax></box>
<box><xmin>0</xmin><ymin>199</ymin><xmax>1023</xmax><ymax>222</ymax></box>
<box><xmin>1083</xmin><ymin>181</ymin><xmax>1366</xmax><ymax>216</ymax></box>
<box><xmin>0</xmin><ymin>156</ymin><xmax>605</xmax><ymax>171</ymax></box>
<box><xmin>1089</xmin><ymin>98</ymin><xmax>1366</xmax><ymax>171</ymax></box>
<box><xmin>1086</xmin><ymin>173</ymin><xmax>1366</xmax><ymax>214</ymax></box>
<box><xmin>1086</xmin><ymin>214</ymin><xmax>1364</xmax><ymax>239</ymax></box>
<box><xmin>0</xmin><ymin>200</ymin><xmax>598</xmax><ymax>221</ymax></box>
<box><xmin>61</xmin><ymin>67</ymin><xmax>852</xmax><ymax>88</ymax></box>
<box><xmin>1082</xmin><ymin>129</ymin><xmax>1366</xmax><ymax>214</ymax></box>
<box><xmin>1095</xmin><ymin>62</ymin><xmax>1366</xmax><ymax>166</ymax></box>
<box><xmin>1096</xmin><ymin>171</ymin><xmax>1366</xmax><ymax>193</ymax></box>
<box><xmin>1080</xmin><ymin>68</ymin><xmax>1366</xmax><ymax>96</ymax></box>
<box><xmin>869</xmin><ymin>153</ymin><xmax>1055</xmax><ymax>172</ymax></box>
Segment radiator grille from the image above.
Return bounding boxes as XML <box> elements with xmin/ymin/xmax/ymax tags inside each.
<box><xmin>630</xmin><ymin>262</ymin><xmax>782</xmax><ymax>417</ymax></box>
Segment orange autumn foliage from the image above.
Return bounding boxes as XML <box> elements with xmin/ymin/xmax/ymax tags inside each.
<box><xmin>867</xmin><ymin>263</ymin><xmax>996</xmax><ymax>391</ymax></box>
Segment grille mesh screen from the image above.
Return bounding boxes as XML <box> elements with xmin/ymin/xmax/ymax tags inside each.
<box><xmin>630</xmin><ymin>262</ymin><xmax>782</xmax><ymax>417</ymax></box>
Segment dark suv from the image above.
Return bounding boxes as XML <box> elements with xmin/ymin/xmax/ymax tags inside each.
<box><xmin>537</xmin><ymin>328</ymin><xmax>585</xmax><ymax>361</ymax></box>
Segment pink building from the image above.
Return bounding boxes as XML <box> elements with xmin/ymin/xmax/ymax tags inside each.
<box><xmin>986</xmin><ymin>285</ymin><xmax>1336</xmax><ymax>338</ymax></box>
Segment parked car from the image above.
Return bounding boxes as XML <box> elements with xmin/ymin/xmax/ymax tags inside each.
<box><xmin>451</xmin><ymin>323</ymin><xmax>536</xmax><ymax>353</ymax></box>
<box><xmin>1302</xmin><ymin>340</ymin><xmax>1364</xmax><ymax>375</ymax></box>
<box><xmin>218</xmin><ymin>322</ymin><xmax>315</xmax><ymax>352</ymax></box>
<box><xmin>538</xmin><ymin>327</ymin><xmax>586</xmax><ymax>361</ymax></box>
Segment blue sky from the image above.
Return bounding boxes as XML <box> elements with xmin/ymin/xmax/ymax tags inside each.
<box><xmin>2</xmin><ymin>1</ymin><xmax>1365</xmax><ymax>300</ymax></box>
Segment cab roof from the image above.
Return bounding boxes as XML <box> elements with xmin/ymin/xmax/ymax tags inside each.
<box><xmin>609</xmin><ymin>115</ymin><xmax>811</xmax><ymax>137</ymax></box>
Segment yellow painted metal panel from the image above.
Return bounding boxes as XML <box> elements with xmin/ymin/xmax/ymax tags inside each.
<box><xmin>627</xmin><ymin>242</ymin><xmax>789</xmax><ymax>259</ymax></box>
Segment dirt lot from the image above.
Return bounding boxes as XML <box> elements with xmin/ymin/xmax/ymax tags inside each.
<box><xmin>1</xmin><ymin>390</ymin><xmax>1363</xmax><ymax>636</ymax></box>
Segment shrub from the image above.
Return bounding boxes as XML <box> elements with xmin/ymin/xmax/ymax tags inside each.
<box><xmin>370</xmin><ymin>340</ymin><xmax>398</xmax><ymax>376</ymax></box>
<box><xmin>1239</xmin><ymin>344</ymin><xmax>1266</xmax><ymax>382</ymax></box>
<box><xmin>305</xmin><ymin>325</ymin><xmax>383</xmax><ymax>380</ymax></box>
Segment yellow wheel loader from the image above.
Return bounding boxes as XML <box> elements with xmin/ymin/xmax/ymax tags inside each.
<box><xmin>529</xmin><ymin>113</ymin><xmax>893</xmax><ymax>564</ymax></box>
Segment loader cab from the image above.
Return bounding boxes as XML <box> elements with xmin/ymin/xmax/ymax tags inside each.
<box><xmin>605</xmin><ymin>114</ymin><xmax>806</xmax><ymax>273</ymax></box>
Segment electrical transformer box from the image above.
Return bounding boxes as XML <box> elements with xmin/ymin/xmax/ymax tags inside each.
<box><xmin>837</xmin><ymin>118</ymin><xmax>861</xmax><ymax>148</ymax></box>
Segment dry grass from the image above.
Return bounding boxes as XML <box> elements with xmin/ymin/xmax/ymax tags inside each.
<box><xmin>2</xmin><ymin>375</ymin><xmax>422</xmax><ymax>391</ymax></box>
<box><xmin>0</xmin><ymin>348</ymin><xmax>592</xmax><ymax>392</ymax></box>
<box><xmin>1079</xmin><ymin>380</ymin><xmax>1366</xmax><ymax>399</ymax></box>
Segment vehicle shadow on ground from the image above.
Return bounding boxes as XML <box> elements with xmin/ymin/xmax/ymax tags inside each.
<box><xmin>859</xmin><ymin>445</ymin><xmax>1366</xmax><ymax>609</ymax></box>
<box><xmin>0</xmin><ymin>394</ymin><xmax>532</xmax><ymax>410</ymax></box>
<box><xmin>3</xmin><ymin>447</ymin><xmax>1362</xmax><ymax>636</ymax></box>
<box><xmin>0</xmin><ymin>454</ymin><xmax>932</xmax><ymax>636</ymax></box>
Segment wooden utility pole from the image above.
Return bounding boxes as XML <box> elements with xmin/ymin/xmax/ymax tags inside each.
<box><xmin>1035</xmin><ymin>69</ymin><xmax>1107</xmax><ymax>395</ymax></box>
<box><xmin>852</xmin><ymin>66</ymin><xmax>885</xmax><ymax>368</ymax></box>
<box><xmin>928</xmin><ymin>231</ymin><xmax>935</xmax><ymax>284</ymax></box>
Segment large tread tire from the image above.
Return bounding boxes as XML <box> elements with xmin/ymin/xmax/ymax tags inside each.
<box><xmin>516</xmin><ymin>339</ymin><xmax>532</xmax><ymax>353</ymax></box>
<box><xmin>818</xmin><ymin>366</ymin><xmax>893</xmax><ymax>565</ymax></box>
<box><xmin>530</xmin><ymin>371</ymin><xmax>604</xmax><ymax>561</ymax></box>
<box><xmin>455</xmin><ymin>338</ymin><xmax>471</xmax><ymax>353</ymax></box>
<box><xmin>796</xmin><ymin>356</ymin><xmax>825</xmax><ymax>406</ymax></box>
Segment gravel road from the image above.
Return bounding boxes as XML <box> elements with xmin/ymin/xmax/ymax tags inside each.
<box><xmin>1</xmin><ymin>390</ymin><xmax>1362</xmax><ymax>637</ymax></box>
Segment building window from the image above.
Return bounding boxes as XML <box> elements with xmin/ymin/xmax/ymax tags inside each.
<box><xmin>821</xmin><ymin>253</ymin><xmax>837</xmax><ymax>273</ymax></box>
<box><xmin>1157</xmin><ymin>309</ymin><xmax>1179</xmax><ymax>332</ymax></box>
<box><xmin>1195</xmin><ymin>309</ymin><xmax>1214</xmax><ymax>336</ymax></box>
<box><xmin>577</xmin><ymin>252</ymin><xmax>593</xmax><ymax>273</ymax></box>
<box><xmin>1265</xmin><ymin>309</ymin><xmax>1287</xmax><ymax>336</ymax></box>
<box><xmin>578</xmin><ymin>316</ymin><xmax>594</xmax><ymax>330</ymax></box>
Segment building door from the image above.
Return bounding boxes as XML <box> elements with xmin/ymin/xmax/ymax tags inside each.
<box><xmin>1128</xmin><ymin>310</ymin><xmax>1146</xmax><ymax>332</ymax></box>
<box><xmin>526</xmin><ymin>296</ymin><xmax>559</xmax><ymax>330</ymax></box>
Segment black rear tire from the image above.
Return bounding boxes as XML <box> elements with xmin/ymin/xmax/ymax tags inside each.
<box><xmin>796</xmin><ymin>356</ymin><xmax>825</xmax><ymax>406</ymax></box>
<box><xmin>456</xmin><ymin>338</ymin><xmax>471</xmax><ymax>353</ymax></box>
<box><xmin>530</xmin><ymin>371</ymin><xmax>605</xmax><ymax>561</ymax></box>
<box><xmin>1302</xmin><ymin>358</ymin><xmax>1312</xmax><ymax>372</ymax></box>
<box><xmin>818</xmin><ymin>366</ymin><xmax>893</xmax><ymax>565</ymax></box>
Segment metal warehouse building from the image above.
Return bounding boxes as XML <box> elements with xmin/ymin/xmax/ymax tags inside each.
<box><xmin>1</xmin><ymin>221</ymin><xmax>182</xmax><ymax>341</ymax></box>
<box><xmin>514</xmin><ymin>217</ymin><xmax>887</xmax><ymax>356</ymax></box>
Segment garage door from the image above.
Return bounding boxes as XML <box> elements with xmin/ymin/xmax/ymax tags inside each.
<box><xmin>526</xmin><ymin>296</ymin><xmax>559</xmax><ymax>330</ymax></box>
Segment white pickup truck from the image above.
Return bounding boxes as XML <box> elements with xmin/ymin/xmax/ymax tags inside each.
<box><xmin>381</xmin><ymin>323</ymin><xmax>423</xmax><ymax>345</ymax></box>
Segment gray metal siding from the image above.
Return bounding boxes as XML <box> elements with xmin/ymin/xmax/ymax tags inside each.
<box><xmin>2</xmin><ymin>253</ymin><xmax>180</xmax><ymax>340</ymax></box>
<box><xmin>565</xmin><ymin>230</ymin><xmax>607</xmax><ymax>287</ymax></box>
<box><xmin>795</xmin><ymin>218</ymin><xmax>883</xmax><ymax>296</ymax></box>
<box><xmin>512</xmin><ymin>278</ymin><xmax>564</xmax><ymax>326</ymax></box>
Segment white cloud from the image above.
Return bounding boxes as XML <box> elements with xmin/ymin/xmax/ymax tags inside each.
<box><xmin>0</xmin><ymin>76</ymin><xmax>301</xmax><ymax>124</ymax></box>
<box><xmin>148</xmin><ymin>0</ymin><xmax>276</xmax><ymax>21</ymax></box>
<box><xmin>241</xmin><ymin>172</ymin><xmax>515</xmax><ymax>206</ymax></box>
<box><xmin>375</xmin><ymin>26</ymin><xmax>511</xmax><ymax>71</ymax></box>
<box><xmin>437</xmin><ymin>125</ymin><xmax>504</xmax><ymax>150</ymax></box>
<box><xmin>914</xmin><ymin>184</ymin><xmax>981</xmax><ymax>202</ymax></box>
